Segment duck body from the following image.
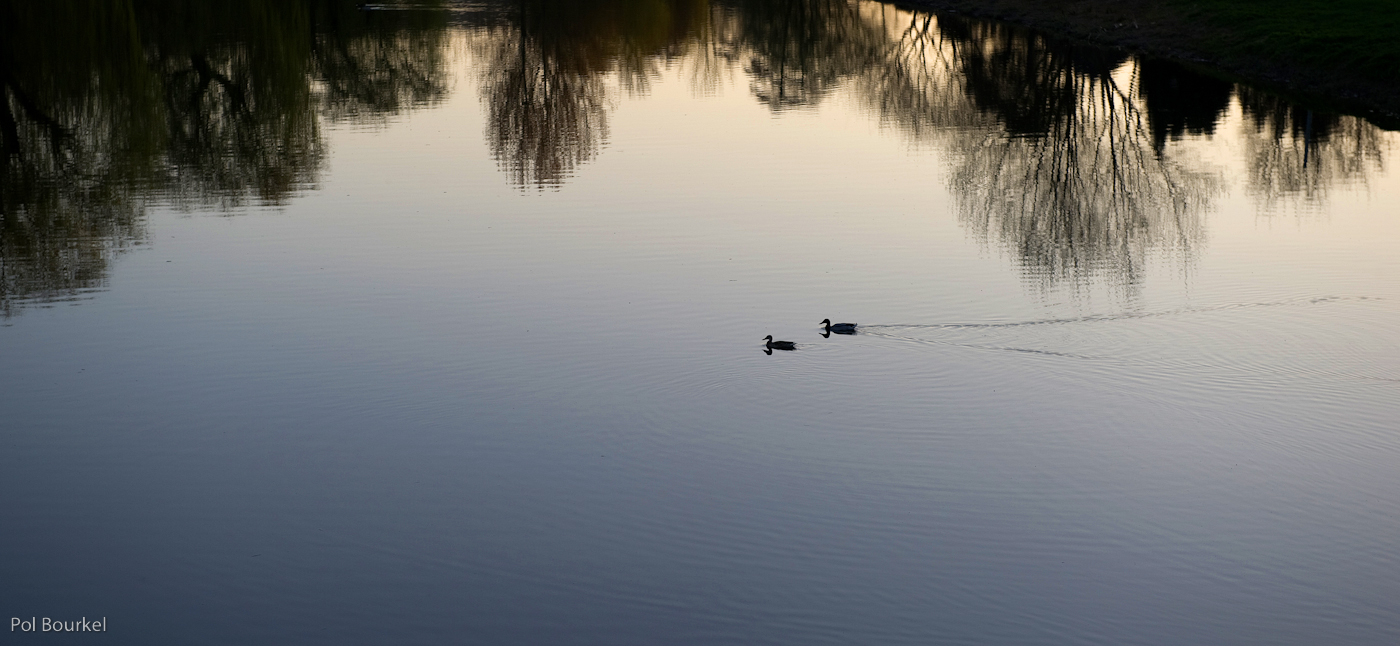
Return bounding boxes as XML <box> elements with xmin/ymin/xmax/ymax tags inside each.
<box><xmin>820</xmin><ymin>318</ymin><xmax>857</xmax><ymax>334</ymax></box>
<box><xmin>763</xmin><ymin>335</ymin><xmax>796</xmax><ymax>351</ymax></box>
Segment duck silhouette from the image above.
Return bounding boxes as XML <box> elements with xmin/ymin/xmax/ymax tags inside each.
<box><xmin>820</xmin><ymin>318</ymin><xmax>857</xmax><ymax>337</ymax></box>
<box><xmin>763</xmin><ymin>335</ymin><xmax>796</xmax><ymax>354</ymax></box>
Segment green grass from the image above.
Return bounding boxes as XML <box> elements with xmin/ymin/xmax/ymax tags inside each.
<box><xmin>1177</xmin><ymin>0</ymin><xmax>1400</xmax><ymax>79</ymax></box>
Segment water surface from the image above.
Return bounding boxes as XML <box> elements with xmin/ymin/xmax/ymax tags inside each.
<box><xmin>3</xmin><ymin>1</ymin><xmax>1399</xmax><ymax>644</ymax></box>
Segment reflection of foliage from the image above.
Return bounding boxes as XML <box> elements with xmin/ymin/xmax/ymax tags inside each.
<box><xmin>475</xmin><ymin>0</ymin><xmax>710</xmax><ymax>187</ymax></box>
<box><xmin>312</xmin><ymin>2</ymin><xmax>453</xmax><ymax>123</ymax></box>
<box><xmin>719</xmin><ymin>0</ymin><xmax>886</xmax><ymax>110</ymax></box>
<box><xmin>142</xmin><ymin>1</ymin><xmax>323</xmax><ymax>207</ymax></box>
<box><xmin>463</xmin><ymin>0</ymin><xmax>1387</xmax><ymax>290</ymax></box>
<box><xmin>936</xmin><ymin>18</ymin><xmax>1216</xmax><ymax>293</ymax></box>
<box><xmin>0</xmin><ymin>0</ymin><xmax>451</xmax><ymax>315</ymax></box>
<box><xmin>1136</xmin><ymin>59</ymin><xmax>1233</xmax><ymax>151</ymax></box>
<box><xmin>476</xmin><ymin>10</ymin><xmax>613</xmax><ymax>188</ymax></box>
<box><xmin>1238</xmin><ymin>88</ymin><xmax>1387</xmax><ymax>211</ymax></box>
<box><xmin>849</xmin><ymin>10</ymin><xmax>993</xmax><ymax>138</ymax></box>
<box><xmin>0</xmin><ymin>193</ymin><xmax>145</xmax><ymax>318</ymax></box>
<box><xmin>4</xmin><ymin>0</ymin><xmax>1392</xmax><ymax>312</ymax></box>
<box><xmin>699</xmin><ymin>4</ymin><xmax>1220</xmax><ymax>292</ymax></box>
<box><xmin>1</xmin><ymin>1</ymin><xmax>158</xmax><ymax>314</ymax></box>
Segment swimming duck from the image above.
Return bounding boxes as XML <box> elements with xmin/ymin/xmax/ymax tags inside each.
<box><xmin>820</xmin><ymin>318</ymin><xmax>857</xmax><ymax>335</ymax></box>
<box><xmin>763</xmin><ymin>335</ymin><xmax>796</xmax><ymax>351</ymax></box>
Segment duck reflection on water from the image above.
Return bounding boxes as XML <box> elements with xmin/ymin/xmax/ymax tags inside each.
<box><xmin>820</xmin><ymin>318</ymin><xmax>857</xmax><ymax>337</ymax></box>
<box><xmin>763</xmin><ymin>335</ymin><xmax>797</xmax><ymax>354</ymax></box>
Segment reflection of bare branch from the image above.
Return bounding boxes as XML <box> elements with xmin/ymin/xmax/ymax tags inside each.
<box><xmin>700</xmin><ymin>2</ymin><xmax>1226</xmax><ymax>294</ymax></box>
<box><xmin>852</xmin><ymin>9</ymin><xmax>994</xmax><ymax>137</ymax></box>
<box><xmin>932</xmin><ymin>19</ymin><xmax>1217</xmax><ymax>294</ymax></box>
<box><xmin>1</xmin><ymin>6</ymin><xmax>155</xmax><ymax>317</ymax></box>
<box><xmin>463</xmin><ymin>0</ymin><xmax>1238</xmax><ymax>292</ymax></box>
<box><xmin>745</xmin><ymin>5</ymin><xmax>1219</xmax><ymax>294</ymax></box>
<box><xmin>0</xmin><ymin>83</ymin><xmax>147</xmax><ymax>316</ymax></box>
<box><xmin>0</xmin><ymin>190</ymin><xmax>145</xmax><ymax>319</ymax></box>
<box><xmin>471</xmin><ymin>0</ymin><xmax>711</xmax><ymax>188</ymax></box>
<box><xmin>475</xmin><ymin>25</ymin><xmax>612</xmax><ymax>188</ymax></box>
<box><xmin>679</xmin><ymin>11</ymin><xmax>732</xmax><ymax>97</ymax></box>
<box><xmin>1</xmin><ymin>1</ymin><xmax>450</xmax><ymax>315</ymax></box>
<box><xmin>719</xmin><ymin>0</ymin><xmax>888</xmax><ymax>111</ymax></box>
<box><xmin>156</xmin><ymin>45</ymin><xmax>324</xmax><ymax>208</ymax></box>
<box><xmin>314</xmin><ymin>22</ymin><xmax>452</xmax><ymax>123</ymax></box>
<box><xmin>1239</xmin><ymin>88</ymin><xmax>1387</xmax><ymax>212</ymax></box>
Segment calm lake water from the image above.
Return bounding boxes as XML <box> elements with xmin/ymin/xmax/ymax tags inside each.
<box><xmin>3</xmin><ymin>1</ymin><xmax>1399</xmax><ymax>644</ymax></box>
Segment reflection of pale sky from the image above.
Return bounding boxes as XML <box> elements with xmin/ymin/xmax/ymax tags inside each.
<box><xmin>7</xmin><ymin>12</ymin><xmax>1400</xmax><ymax>646</ymax></box>
<box><xmin>318</xmin><ymin>26</ymin><xmax>1400</xmax><ymax>326</ymax></box>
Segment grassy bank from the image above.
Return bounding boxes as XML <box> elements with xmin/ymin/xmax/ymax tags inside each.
<box><xmin>900</xmin><ymin>0</ymin><xmax>1400</xmax><ymax>122</ymax></box>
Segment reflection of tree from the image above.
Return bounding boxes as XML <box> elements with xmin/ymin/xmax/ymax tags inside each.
<box><xmin>0</xmin><ymin>0</ymin><xmax>451</xmax><ymax>315</ymax></box>
<box><xmin>850</xmin><ymin>9</ymin><xmax>994</xmax><ymax>137</ymax></box>
<box><xmin>1238</xmin><ymin>88</ymin><xmax>1387</xmax><ymax>211</ymax></box>
<box><xmin>312</xmin><ymin>2</ymin><xmax>453</xmax><ymax>123</ymax></box>
<box><xmin>142</xmin><ymin>2</ymin><xmax>323</xmax><ymax>207</ymax></box>
<box><xmin>1137</xmin><ymin>59</ymin><xmax>1233</xmax><ymax>151</ymax></box>
<box><xmin>918</xmin><ymin>17</ymin><xmax>1216</xmax><ymax>293</ymax></box>
<box><xmin>719</xmin><ymin>0</ymin><xmax>886</xmax><ymax>110</ymax></box>
<box><xmin>703</xmin><ymin>4</ymin><xmax>1215</xmax><ymax>291</ymax></box>
<box><xmin>474</xmin><ymin>0</ymin><xmax>709</xmax><ymax>187</ymax></box>
<box><xmin>476</xmin><ymin>5</ymin><xmax>613</xmax><ymax>188</ymax></box>
<box><xmin>1</xmin><ymin>2</ymin><xmax>158</xmax><ymax>315</ymax></box>
<box><xmin>462</xmin><ymin>0</ymin><xmax>1389</xmax><ymax>291</ymax></box>
<box><xmin>5</xmin><ymin>0</ymin><xmax>1392</xmax><ymax>312</ymax></box>
<box><xmin>0</xmin><ymin>196</ymin><xmax>145</xmax><ymax>318</ymax></box>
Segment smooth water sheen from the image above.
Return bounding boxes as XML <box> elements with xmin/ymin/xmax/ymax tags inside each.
<box><xmin>3</xmin><ymin>1</ymin><xmax>1399</xmax><ymax>644</ymax></box>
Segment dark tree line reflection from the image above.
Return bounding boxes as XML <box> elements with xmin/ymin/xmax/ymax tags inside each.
<box><xmin>467</xmin><ymin>0</ymin><xmax>1390</xmax><ymax>294</ymax></box>
<box><xmin>3</xmin><ymin>0</ymin><xmax>1392</xmax><ymax>314</ymax></box>
<box><xmin>0</xmin><ymin>0</ymin><xmax>450</xmax><ymax>314</ymax></box>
